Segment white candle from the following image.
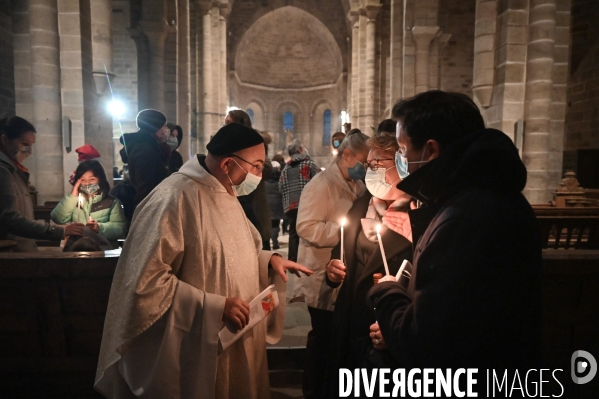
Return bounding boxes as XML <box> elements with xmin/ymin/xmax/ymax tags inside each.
<box><xmin>78</xmin><ymin>194</ymin><xmax>87</xmax><ymax>222</ymax></box>
<box><xmin>396</xmin><ymin>259</ymin><xmax>409</xmax><ymax>280</ymax></box>
<box><xmin>376</xmin><ymin>224</ymin><xmax>390</xmax><ymax>276</ymax></box>
<box><xmin>77</xmin><ymin>194</ymin><xmax>82</xmax><ymax>223</ymax></box>
<box><xmin>340</xmin><ymin>218</ymin><xmax>346</xmax><ymax>264</ymax></box>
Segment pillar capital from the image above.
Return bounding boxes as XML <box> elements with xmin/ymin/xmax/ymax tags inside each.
<box><xmin>347</xmin><ymin>10</ymin><xmax>359</xmax><ymax>27</ymax></box>
<box><xmin>219</xmin><ymin>2</ymin><xmax>231</xmax><ymax>19</ymax></box>
<box><xmin>196</xmin><ymin>0</ymin><xmax>212</xmax><ymax>15</ymax></box>
<box><xmin>363</xmin><ymin>4</ymin><xmax>382</xmax><ymax>21</ymax></box>
<box><xmin>411</xmin><ymin>25</ymin><xmax>440</xmax><ymax>45</ymax></box>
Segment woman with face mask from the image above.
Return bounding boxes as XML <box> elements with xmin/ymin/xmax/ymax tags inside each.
<box><xmin>51</xmin><ymin>160</ymin><xmax>127</xmax><ymax>248</ymax></box>
<box><xmin>0</xmin><ymin>116</ymin><xmax>85</xmax><ymax>251</ymax></box>
<box><xmin>320</xmin><ymin>128</ymin><xmax>414</xmax><ymax>396</ymax></box>
<box><xmin>293</xmin><ymin>128</ymin><xmax>370</xmax><ymax>398</ymax></box>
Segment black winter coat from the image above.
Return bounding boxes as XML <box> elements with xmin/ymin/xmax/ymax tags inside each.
<box><xmin>324</xmin><ymin>192</ymin><xmax>412</xmax><ymax>395</ymax></box>
<box><xmin>119</xmin><ymin>131</ymin><xmax>169</xmax><ymax>208</ymax></box>
<box><xmin>368</xmin><ymin>128</ymin><xmax>542</xmax><ymax>372</ymax></box>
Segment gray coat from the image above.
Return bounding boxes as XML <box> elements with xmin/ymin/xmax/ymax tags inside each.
<box><xmin>0</xmin><ymin>152</ymin><xmax>64</xmax><ymax>251</ymax></box>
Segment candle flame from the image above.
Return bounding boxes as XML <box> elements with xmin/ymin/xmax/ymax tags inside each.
<box><xmin>341</xmin><ymin>218</ymin><xmax>346</xmax><ymax>227</ymax></box>
<box><xmin>376</xmin><ymin>223</ymin><xmax>382</xmax><ymax>234</ymax></box>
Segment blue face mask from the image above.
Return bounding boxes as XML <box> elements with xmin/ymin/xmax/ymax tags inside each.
<box><xmin>347</xmin><ymin>161</ymin><xmax>366</xmax><ymax>181</ymax></box>
<box><xmin>395</xmin><ymin>148</ymin><xmax>428</xmax><ymax>179</ymax></box>
<box><xmin>395</xmin><ymin>152</ymin><xmax>410</xmax><ymax>179</ymax></box>
<box><xmin>333</xmin><ymin>140</ymin><xmax>341</xmax><ymax>148</ymax></box>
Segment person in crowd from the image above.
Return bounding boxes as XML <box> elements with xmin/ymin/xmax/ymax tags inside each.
<box><xmin>95</xmin><ymin>123</ymin><xmax>312</xmax><ymax>398</ymax></box>
<box><xmin>272</xmin><ymin>153</ymin><xmax>288</xmax><ymax>234</ymax></box>
<box><xmin>113</xmin><ymin>166</ymin><xmax>120</xmax><ymax>179</ymax></box>
<box><xmin>225</xmin><ymin>108</ymin><xmax>252</xmax><ymax>127</ymax></box>
<box><xmin>278</xmin><ymin>139</ymin><xmax>319</xmax><ymax>262</ymax></box>
<box><xmin>367</xmin><ymin>90</ymin><xmax>542</xmax><ymax>373</ymax></box>
<box><xmin>0</xmin><ymin>116</ymin><xmax>84</xmax><ymax>252</ymax></box>
<box><xmin>69</xmin><ymin>144</ymin><xmax>102</xmax><ymax>185</ymax></box>
<box><xmin>331</xmin><ymin>131</ymin><xmax>346</xmax><ymax>154</ymax></box>
<box><xmin>109</xmin><ymin>165</ymin><xmax>136</xmax><ymax>225</ymax></box>
<box><xmin>51</xmin><ymin>160</ymin><xmax>127</xmax><ymax>248</ymax></box>
<box><xmin>376</xmin><ymin>119</ymin><xmax>396</xmax><ymax>135</ymax></box>
<box><xmin>266</xmin><ymin>160</ymin><xmax>284</xmax><ymax>250</ymax></box>
<box><xmin>323</xmin><ymin>126</ymin><xmax>413</xmax><ymax>395</ymax></box>
<box><xmin>167</xmin><ymin>125</ymin><xmax>184</xmax><ymax>173</ymax></box>
<box><xmin>223</xmin><ymin>110</ymin><xmax>274</xmax><ymax>250</ymax></box>
<box><xmin>119</xmin><ymin>109</ymin><xmax>170</xmax><ymax>209</ymax></box>
<box><xmin>293</xmin><ymin>129</ymin><xmax>370</xmax><ymax>399</ymax></box>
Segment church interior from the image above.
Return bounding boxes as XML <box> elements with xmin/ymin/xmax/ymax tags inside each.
<box><xmin>0</xmin><ymin>0</ymin><xmax>598</xmax><ymax>397</ymax></box>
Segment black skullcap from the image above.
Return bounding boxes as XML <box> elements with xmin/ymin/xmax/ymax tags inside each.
<box><xmin>207</xmin><ymin>123</ymin><xmax>264</xmax><ymax>156</ymax></box>
<box><xmin>136</xmin><ymin>109</ymin><xmax>167</xmax><ymax>133</ymax></box>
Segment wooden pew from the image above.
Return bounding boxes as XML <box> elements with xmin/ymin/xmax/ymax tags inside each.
<box><xmin>534</xmin><ymin>206</ymin><xmax>599</xmax><ymax>249</ymax></box>
<box><xmin>0</xmin><ymin>251</ymin><xmax>117</xmax><ymax>398</ymax></box>
<box><xmin>0</xmin><ymin>250</ymin><xmax>597</xmax><ymax>397</ymax></box>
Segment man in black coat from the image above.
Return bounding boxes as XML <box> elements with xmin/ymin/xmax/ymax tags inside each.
<box><xmin>368</xmin><ymin>91</ymin><xmax>542</xmax><ymax>376</ymax></box>
<box><xmin>119</xmin><ymin>109</ymin><xmax>170</xmax><ymax>209</ymax></box>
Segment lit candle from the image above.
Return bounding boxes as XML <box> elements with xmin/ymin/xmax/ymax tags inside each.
<box><xmin>340</xmin><ymin>218</ymin><xmax>346</xmax><ymax>264</ymax></box>
<box><xmin>376</xmin><ymin>224</ymin><xmax>390</xmax><ymax>276</ymax></box>
<box><xmin>77</xmin><ymin>194</ymin><xmax>83</xmax><ymax>223</ymax></box>
<box><xmin>395</xmin><ymin>259</ymin><xmax>409</xmax><ymax>280</ymax></box>
<box><xmin>78</xmin><ymin>194</ymin><xmax>88</xmax><ymax>222</ymax></box>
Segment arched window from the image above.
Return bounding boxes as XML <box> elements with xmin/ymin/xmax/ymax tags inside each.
<box><xmin>322</xmin><ymin>109</ymin><xmax>332</xmax><ymax>146</ymax></box>
<box><xmin>283</xmin><ymin>111</ymin><xmax>294</xmax><ymax>133</ymax></box>
<box><xmin>246</xmin><ymin>109</ymin><xmax>255</xmax><ymax>124</ymax></box>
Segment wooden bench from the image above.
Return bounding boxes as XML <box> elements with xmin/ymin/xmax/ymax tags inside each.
<box><xmin>0</xmin><ymin>250</ymin><xmax>597</xmax><ymax>397</ymax></box>
<box><xmin>0</xmin><ymin>251</ymin><xmax>117</xmax><ymax>398</ymax></box>
<box><xmin>534</xmin><ymin>207</ymin><xmax>599</xmax><ymax>249</ymax></box>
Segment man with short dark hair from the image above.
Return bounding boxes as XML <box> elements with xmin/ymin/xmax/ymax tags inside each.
<box><xmin>279</xmin><ymin>139</ymin><xmax>319</xmax><ymax>262</ymax></box>
<box><xmin>368</xmin><ymin>90</ymin><xmax>542</xmax><ymax>373</ymax></box>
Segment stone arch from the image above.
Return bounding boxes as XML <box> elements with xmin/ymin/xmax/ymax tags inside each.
<box><xmin>274</xmin><ymin>100</ymin><xmax>303</xmax><ymax>152</ymax></box>
<box><xmin>245</xmin><ymin>99</ymin><xmax>266</xmax><ymax>131</ymax></box>
<box><xmin>310</xmin><ymin>100</ymin><xmax>336</xmax><ymax>157</ymax></box>
<box><xmin>233</xmin><ymin>6</ymin><xmax>344</xmax><ymax>89</ymax></box>
<box><xmin>229</xmin><ymin>1</ymin><xmax>349</xmax><ymax>72</ymax></box>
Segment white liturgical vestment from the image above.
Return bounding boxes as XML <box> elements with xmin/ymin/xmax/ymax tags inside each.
<box><xmin>95</xmin><ymin>156</ymin><xmax>285</xmax><ymax>399</ymax></box>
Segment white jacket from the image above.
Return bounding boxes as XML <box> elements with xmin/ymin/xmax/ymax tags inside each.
<box><xmin>293</xmin><ymin>161</ymin><xmax>366</xmax><ymax>310</ymax></box>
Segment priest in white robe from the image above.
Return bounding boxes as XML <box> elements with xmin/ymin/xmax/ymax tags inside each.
<box><xmin>95</xmin><ymin>123</ymin><xmax>312</xmax><ymax>399</ymax></box>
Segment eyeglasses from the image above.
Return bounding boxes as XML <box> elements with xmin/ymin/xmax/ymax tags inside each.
<box><xmin>363</xmin><ymin>158</ymin><xmax>394</xmax><ymax>171</ymax></box>
<box><xmin>228</xmin><ymin>154</ymin><xmax>264</xmax><ymax>173</ymax></box>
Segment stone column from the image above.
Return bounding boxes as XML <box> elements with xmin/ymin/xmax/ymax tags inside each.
<box><xmin>411</xmin><ymin>25</ymin><xmax>439</xmax><ymax>94</ymax></box>
<box><xmin>348</xmin><ymin>10</ymin><xmax>359</xmax><ymax>127</ymax></box>
<box><xmin>522</xmin><ymin>0</ymin><xmax>557</xmax><ymax>203</ymax></box>
<box><xmin>29</xmin><ymin>0</ymin><xmax>62</xmax><ymax>203</ymax></box>
<box><xmin>363</xmin><ymin>4</ymin><xmax>381</xmax><ymax>131</ymax></box>
<box><xmin>139</xmin><ymin>0</ymin><xmax>168</xmax><ymax>111</ymax></box>
<box><xmin>12</xmin><ymin>0</ymin><xmax>33</xmax><ymax>121</ymax></box>
<box><xmin>196</xmin><ymin>1</ymin><xmax>212</xmax><ymax>152</ymax></box>
<box><xmin>177</xmin><ymin>0</ymin><xmax>191</xmax><ymax>160</ymax></box>
<box><xmin>548</xmin><ymin>0</ymin><xmax>571</xmax><ymax>195</ymax></box>
<box><xmin>90</xmin><ymin>0</ymin><xmax>115</xmax><ymax>182</ymax></box>
<box><xmin>219</xmin><ymin>4</ymin><xmax>229</xmax><ymax>122</ymax></box>
<box><xmin>472</xmin><ymin>0</ymin><xmax>497</xmax><ymax>108</ymax></box>
<box><xmin>210</xmin><ymin>5</ymin><xmax>220</xmax><ymax>133</ymax></box>
<box><xmin>357</xmin><ymin>11</ymin><xmax>367</xmax><ymax>129</ymax></box>
<box><xmin>389</xmin><ymin>0</ymin><xmax>403</xmax><ymax>105</ymax></box>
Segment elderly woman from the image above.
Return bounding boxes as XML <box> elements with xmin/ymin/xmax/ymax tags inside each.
<box><xmin>323</xmin><ymin>127</ymin><xmax>414</xmax><ymax>395</ymax></box>
<box><xmin>292</xmin><ymin>128</ymin><xmax>370</xmax><ymax>398</ymax></box>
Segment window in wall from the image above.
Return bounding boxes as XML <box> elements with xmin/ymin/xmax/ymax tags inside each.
<box><xmin>322</xmin><ymin>109</ymin><xmax>332</xmax><ymax>146</ymax></box>
<box><xmin>283</xmin><ymin>111</ymin><xmax>294</xmax><ymax>133</ymax></box>
<box><xmin>246</xmin><ymin>109</ymin><xmax>254</xmax><ymax>124</ymax></box>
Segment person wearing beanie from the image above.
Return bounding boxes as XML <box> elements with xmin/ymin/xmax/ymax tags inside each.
<box><xmin>96</xmin><ymin>122</ymin><xmax>312</xmax><ymax>398</ymax></box>
<box><xmin>118</xmin><ymin>109</ymin><xmax>170</xmax><ymax>208</ymax></box>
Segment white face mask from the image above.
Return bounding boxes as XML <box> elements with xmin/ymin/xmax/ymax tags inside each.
<box><xmin>365</xmin><ymin>166</ymin><xmax>397</xmax><ymax>199</ymax></box>
<box><xmin>227</xmin><ymin>159</ymin><xmax>261</xmax><ymax>196</ymax></box>
<box><xmin>166</xmin><ymin>136</ymin><xmax>178</xmax><ymax>151</ymax></box>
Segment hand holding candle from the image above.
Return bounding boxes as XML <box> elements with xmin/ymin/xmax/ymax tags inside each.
<box><xmin>340</xmin><ymin>218</ymin><xmax>346</xmax><ymax>264</ymax></box>
<box><xmin>376</xmin><ymin>224</ymin><xmax>390</xmax><ymax>276</ymax></box>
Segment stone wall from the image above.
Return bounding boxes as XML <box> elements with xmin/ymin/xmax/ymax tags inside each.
<box><xmin>564</xmin><ymin>0</ymin><xmax>599</xmax><ymax>154</ymax></box>
<box><xmin>0</xmin><ymin>2</ymin><xmax>14</xmax><ymax>116</ymax></box>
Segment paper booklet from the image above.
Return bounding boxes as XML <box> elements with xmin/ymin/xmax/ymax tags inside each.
<box><xmin>218</xmin><ymin>284</ymin><xmax>279</xmax><ymax>351</ymax></box>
